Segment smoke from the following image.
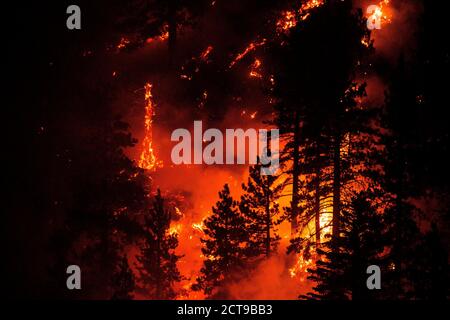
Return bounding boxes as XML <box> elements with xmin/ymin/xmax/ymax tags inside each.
<box><xmin>356</xmin><ymin>0</ymin><xmax>423</xmax><ymax>61</ymax></box>
<box><xmin>226</xmin><ymin>248</ymin><xmax>314</xmax><ymax>299</ymax></box>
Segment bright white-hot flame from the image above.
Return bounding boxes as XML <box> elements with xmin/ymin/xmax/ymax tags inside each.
<box><xmin>169</xmin><ymin>223</ymin><xmax>183</xmax><ymax>235</ymax></box>
<box><xmin>289</xmin><ymin>254</ymin><xmax>315</xmax><ymax>280</ymax></box>
<box><xmin>192</xmin><ymin>221</ymin><xmax>206</xmax><ymax>234</ymax></box>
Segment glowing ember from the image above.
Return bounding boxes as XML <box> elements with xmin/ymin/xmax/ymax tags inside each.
<box><xmin>192</xmin><ymin>221</ymin><xmax>206</xmax><ymax>234</ymax></box>
<box><xmin>200</xmin><ymin>46</ymin><xmax>214</xmax><ymax>61</ymax></box>
<box><xmin>117</xmin><ymin>37</ymin><xmax>130</xmax><ymax>50</ymax></box>
<box><xmin>367</xmin><ymin>0</ymin><xmax>392</xmax><ymax>29</ymax></box>
<box><xmin>249</xmin><ymin>58</ymin><xmax>263</xmax><ymax>79</ymax></box>
<box><xmin>289</xmin><ymin>254</ymin><xmax>314</xmax><ymax>280</ymax></box>
<box><xmin>169</xmin><ymin>223</ymin><xmax>183</xmax><ymax>235</ymax></box>
<box><xmin>146</xmin><ymin>31</ymin><xmax>169</xmax><ymax>44</ymax></box>
<box><xmin>229</xmin><ymin>39</ymin><xmax>266</xmax><ymax>68</ymax></box>
<box><xmin>138</xmin><ymin>83</ymin><xmax>162</xmax><ymax>170</ymax></box>
<box><xmin>361</xmin><ymin>37</ymin><xmax>371</xmax><ymax>47</ymax></box>
<box><xmin>276</xmin><ymin>0</ymin><xmax>324</xmax><ymax>33</ymax></box>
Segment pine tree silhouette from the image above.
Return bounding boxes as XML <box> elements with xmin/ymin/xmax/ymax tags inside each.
<box><xmin>380</xmin><ymin>56</ymin><xmax>424</xmax><ymax>299</ymax></box>
<box><xmin>193</xmin><ymin>184</ymin><xmax>248</xmax><ymax>298</ymax></box>
<box><xmin>239</xmin><ymin>163</ymin><xmax>285</xmax><ymax>258</ymax></box>
<box><xmin>303</xmin><ymin>192</ymin><xmax>385</xmax><ymax>300</ymax></box>
<box><xmin>111</xmin><ymin>256</ymin><xmax>135</xmax><ymax>300</ymax></box>
<box><xmin>136</xmin><ymin>190</ymin><xmax>182</xmax><ymax>299</ymax></box>
<box><xmin>267</xmin><ymin>1</ymin><xmax>371</xmax><ymax>239</ymax></box>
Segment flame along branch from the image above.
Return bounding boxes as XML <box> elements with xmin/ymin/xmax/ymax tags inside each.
<box><xmin>276</xmin><ymin>0</ymin><xmax>324</xmax><ymax>33</ymax></box>
<box><xmin>229</xmin><ymin>39</ymin><xmax>267</xmax><ymax>69</ymax></box>
<box><xmin>139</xmin><ymin>83</ymin><xmax>162</xmax><ymax>170</ymax></box>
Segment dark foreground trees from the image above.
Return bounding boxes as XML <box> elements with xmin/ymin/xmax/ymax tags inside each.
<box><xmin>239</xmin><ymin>164</ymin><xmax>285</xmax><ymax>258</ymax></box>
<box><xmin>303</xmin><ymin>193</ymin><xmax>385</xmax><ymax>300</ymax></box>
<box><xmin>136</xmin><ymin>190</ymin><xmax>182</xmax><ymax>299</ymax></box>
<box><xmin>193</xmin><ymin>184</ymin><xmax>248</xmax><ymax>298</ymax></box>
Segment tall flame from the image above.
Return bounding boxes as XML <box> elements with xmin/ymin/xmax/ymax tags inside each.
<box><xmin>139</xmin><ymin>83</ymin><xmax>162</xmax><ymax>170</ymax></box>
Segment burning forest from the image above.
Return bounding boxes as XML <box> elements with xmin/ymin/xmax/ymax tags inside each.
<box><xmin>5</xmin><ymin>0</ymin><xmax>450</xmax><ymax>304</ymax></box>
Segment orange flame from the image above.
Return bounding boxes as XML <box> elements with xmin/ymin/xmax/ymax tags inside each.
<box><xmin>276</xmin><ymin>0</ymin><xmax>324</xmax><ymax>33</ymax></box>
<box><xmin>117</xmin><ymin>37</ymin><xmax>130</xmax><ymax>50</ymax></box>
<box><xmin>366</xmin><ymin>0</ymin><xmax>392</xmax><ymax>30</ymax></box>
<box><xmin>229</xmin><ymin>39</ymin><xmax>266</xmax><ymax>68</ymax></box>
<box><xmin>138</xmin><ymin>83</ymin><xmax>162</xmax><ymax>170</ymax></box>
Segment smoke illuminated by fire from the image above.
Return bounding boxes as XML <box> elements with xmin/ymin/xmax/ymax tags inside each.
<box><xmin>124</xmin><ymin>0</ymin><xmax>417</xmax><ymax>300</ymax></box>
<box><xmin>371</xmin><ymin>0</ymin><xmax>392</xmax><ymax>26</ymax></box>
<box><xmin>229</xmin><ymin>39</ymin><xmax>267</xmax><ymax>68</ymax></box>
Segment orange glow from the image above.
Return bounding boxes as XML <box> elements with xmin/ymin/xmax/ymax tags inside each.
<box><xmin>146</xmin><ymin>31</ymin><xmax>169</xmax><ymax>44</ymax></box>
<box><xmin>249</xmin><ymin>58</ymin><xmax>263</xmax><ymax>79</ymax></box>
<box><xmin>200</xmin><ymin>46</ymin><xmax>214</xmax><ymax>61</ymax></box>
<box><xmin>289</xmin><ymin>253</ymin><xmax>315</xmax><ymax>280</ymax></box>
<box><xmin>276</xmin><ymin>0</ymin><xmax>324</xmax><ymax>33</ymax></box>
<box><xmin>367</xmin><ymin>0</ymin><xmax>392</xmax><ymax>29</ymax></box>
<box><xmin>117</xmin><ymin>37</ymin><xmax>130</xmax><ymax>50</ymax></box>
<box><xmin>229</xmin><ymin>39</ymin><xmax>266</xmax><ymax>68</ymax></box>
<box><xmin>138</xmin><ymin>83</ymin><xmax>162</xmax><ymax>170</ymax></box>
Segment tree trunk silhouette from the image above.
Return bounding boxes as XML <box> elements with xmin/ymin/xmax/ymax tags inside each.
<box><xmin>315</xmin><ymin>165</ymin><xmax>321</xmax><ymax>249</ymax></box>
<box><xmin>291</xmin><ymin>111</ymin><xmax>301</xmax><ymax>237</ymax></box>
<box><xmin>332</xmin><ymin>132</ymin><xmax>341</xmax><ymax>238</ymax></box>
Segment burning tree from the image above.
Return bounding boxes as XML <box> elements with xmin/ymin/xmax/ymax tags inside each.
<box><xmin>268</xmin><ymin>0</ymin><xmax>372</xmax><ymax>243</ymax></box>
<box><xmin>193</xmin><ymin>184</ymin><xmax>249</xmax><ymax>298</ymax></box>
<box><xmin>118</xmin><ymin>0</ymin><xmax>210</xmax><ymax>62</ymax></box>
<box><xmin>136</xmin><ymin>190</ymin><xmax>182</xmax><ymax>299</ymax></box>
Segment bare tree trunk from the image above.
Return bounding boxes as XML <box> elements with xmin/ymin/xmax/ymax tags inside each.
<box><xmin>265</xmin><ymin>188</ymin><xmax>271</xmax><ymax>257</ymax></box>
<box><xmin>314</xmin><ymin>165</ymin><xmax>321</xmax><ymax>249</ymax></box>
<box><xmin>156</xmin><ymin>236</ymin><xmax>162</xmax><ymax>299</ymax></box>
<box><xmin>291</xmin><ymin>111</ymin><xmax>301</xmax><ymax>237</ymax></box>
<box><xmin>332</xmin><ymin>132</ymin><xmax>341</xmax><ymax>238</ymax></box>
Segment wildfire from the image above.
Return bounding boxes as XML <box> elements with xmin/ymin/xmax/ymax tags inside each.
<box><xmin>240</xmin><ymin>110</ymin><xmax>258</xmax><ymax>120</ymax></box>
<box><xmin>361</xmin><ymin>37</ymin><xmax>371</xmax><ymax>47</ymax></box>
<box><xmin>192</xmin><ymin>220</ymin><xmax>206</xmax><ymax>234</ymax></box>
<box><xmin>376</xmin><ymin>0</ymin><xmax>392</xmax><ymax>24</ymax></box>
<box><xmin>146</xmin><ymin>31</ymin><xmax>169</xmax><ymax>44</ymax></box>
<box><xmin>229</xmin><ymin>39</ymin><xmax>266</xmax><ymax>68</ymax></box>
<box><xmin>276</xmin><ymin>0</ymin><xmax>324</xmax><ymax>33</ymax></box>
<box><xmin>138</xmin><ymin>83</ymin><xmax>162</xmax><ymax>170</ymax></box>
<box><xmin>117</xmin><ymin>37</ymin><xmax>130</xmax><ymax>50</ymax></box>
<box><xmin>200</xmin><ymin>46</ymin><xmax>214</xmax><ymax>61</ymax></box>
<box><xmin>249</xmin><ymin>58</ymin><xmax>263</xmax><ymax>79</ymax></box>
<box><xmin>319</xmin><ymin>207</ymin><xmax>333</xmax><ymax>240</ymax></box>
<box><xmin>289</xmin><ymin>254</ymin><xmax>314</xmax><ymax>280</ymax></box>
